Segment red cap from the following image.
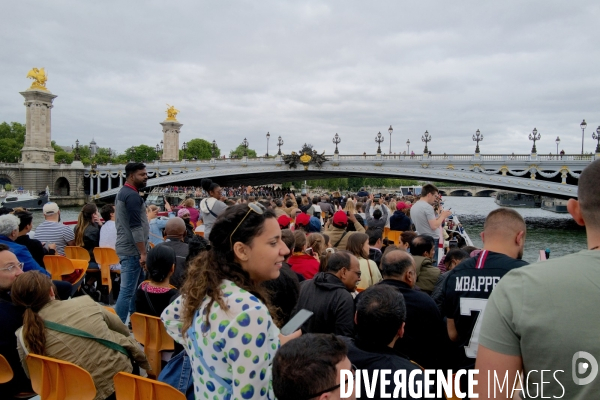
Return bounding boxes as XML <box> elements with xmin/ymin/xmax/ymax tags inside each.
<box><xmin>295</xmin><ymin>213</ymin><xmax>311</xmax><ymax>226</ymax></box>
<box><xmin>396</xmin><ymin>202</ymin><xmax>408</xmax><ymax>211</ymax></box>
<box><xmin>332</xmin><ymin>210</ymin><xmax>348</xmax><ymax>226</ymax></box>
<box><xmin>278</xmin><ymin>215</ymin><xmax>292</xmax><ymax>229</ymax></box>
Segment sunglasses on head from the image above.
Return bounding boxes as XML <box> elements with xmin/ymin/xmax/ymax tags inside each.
<box><xmin>229</xmin><ymin>203</ymin><xmax>266</xmax><ymax>250</ymax></box>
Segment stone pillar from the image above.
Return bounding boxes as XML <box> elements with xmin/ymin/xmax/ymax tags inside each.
<box><xmin>97</xmin><ymin>175</ymin><xmax>101</xmax><ymax>194</ymax></box>
<box><xmin>20</xmin><ymin>89</ymin><xmax>57</xmax><ymax>164</ymax></box>
<box><xmin>119</xmin><ymin>173</ymin><xmax>123</xmax><ymax>187</ymax></box>
<box><xmin>89</xmin><ymin>175</ymin><xmax>94</xmax><ymax>196</ymax></box>
<box><xmin>108</xmin><ymin>175</ymin><xmax>112</xmax><ymax>190</ymax></box>
<box><xmin>161</xmin><ymin>120</ymin><xmax>183</xmax><ymax>162</ymax></box>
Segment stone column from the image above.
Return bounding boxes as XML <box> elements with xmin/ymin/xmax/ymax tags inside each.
<box><xmin>161</xmin><ymin>120</ymin><xmax>183</xmax><ymax>162</ymax></box>
<box><xmin>20</xmin><ymin>89</ymin><xmax>57</xmax><ymax>165</ymax></box>
<box><xmin>89</xmin><ymin>175</ymin><xmax>94</xmax><ymax>196</ymax></box>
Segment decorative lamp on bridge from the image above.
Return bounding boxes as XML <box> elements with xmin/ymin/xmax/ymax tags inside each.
<box><xmin>593</xmin><ymin>126</ymin><xmax>600</xmax><ymax>154</ymax></box>
<box><xmin>73</xmin><ymin>139</ymin><xmax>81</xmax><ymax>161</ymax></box>
<box><xmin>529</xmin><ymin>128</ymin><xmax>541</xmax><ymax>154</ymax></box>
<box><xmin>473</xmin><ymin>129</ymin><xmax>483</xmax><ymax>153</ymax></box>
<box><xmin>388</xmin><ymin>125</ymin><xmax>393</xmax><ymax>154</ymax></box>
<box><xmin>266</xmin><ymin>132</ymin><xmax>270</xmax><ymax>157</ymax></box>
<box><xmin>375</xmin><ymin>131</ymin><xmax>384</xmax><ymax>154</ymax></box>
<box><xmin>422</xmin><ymin>130</ymin><xmax>431</xmax><ymax>154</ymax></box>
<box><xmin>406</xmin><ymin>139</ymin><xmax>410</xmax><ymax>154</ymax></box>
<box><xmin>277</xmin><ymin>136</ymin><xmax>284</xmax><ymax>156</ymax></box>
<box><xmin>580</xmin><ymin>119</ymin><xmax>587</xmax><ymax>154</ymax></box>
<box><xmin>212</xmin><ymin>140</ymin><xmax>217</xmax><ymax>158</ymax></box>
<box><xmin>555</xmin><ymin>136</ymin><xmax>560</xmax><ymax>155</ymax></box>
<box><xmin>333</xmin><ymin>133</ymin><xmax>341</xmax><ymax>154</ymax></box>
<box><xmin>242</xmin><ymin>138</ymin><xmax>249</xmax><ymax>157</ymax></box>
<box><xmin>182</xmin><ymin>142</ymin><xmax>187</xmax><ymax>159</ymax></box>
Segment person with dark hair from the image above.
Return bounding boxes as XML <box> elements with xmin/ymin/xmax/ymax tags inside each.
<box><xmin>410</xmin><ymin>234</ymin><xmax>439</xmax><ymax>294</ymax></box>
<box><xmin>99</xmin><ymin>204</ymin><xmax>118</xmax><ymax>253</ymax></box>
<box><xmin>342</xmin><ymin>284</ymin><xmax>429</xmax><ymax>399</ymax></box>
<box><xmin>366</xmin><ymin>227</ymin><xmax>383</xmax><ymax>266</ymax></box>
<box><xmin>135</xmin><ymin>245</ymin><xmax>178</xmax><ymax>317</ymax></box>
<box><xmin>379</xmin><ymin>250</ymin><xmax>448</xmax><ymax>370</ymax></box>
<box><xmin>326</xmin><ymin>210</ymin><xmax>365</xmax><ymax>250</ymax></box>
<box><xmin>14</xmin><ymin>209</ymin><xmax>54</xmax><ymax>269</ymax></box>
<box><xmin>162</xmin><ymin>204</ymin><xmax>299</xmax><ymax>400</ymax></box>
<box><xmin>159</xmin><ymin>217</ymin><xmax>190</xmax><ymax>288</ymax></box>
<box><xmin>475</xmin><ymin>161</ymin><xmax>600</xmax><ymax>398</ymax></box>
<box><xmin>365</xmin><ymin>195</ymin><xmax>389</xmax><ymax>231</ymax></box>
<box><xmin>346</xmin><ymin>233</ymin><xmax>382</xmax><ymax>290</ymax></box>
<box><xmin>199</xmin><ymin>178</ymin><xmax>227</xmax><ymax>240</ymax></box>
<box><xmin>294</xmin><ymin>212</ymin><xmax>311</xmax><ymax>233</ymax></box>
<box><xmin>292</xmin><ymin>250</ymin><xmax>360</xmax><ymax>336</ymax></box>
<box><xmin>12</xmin><ymin>271</ymin><xmax>149</xmax><ymax>400</ymax></box>
<box><xmin>115</xmin><ymin>162</ymin><xmax>149</xmax><ymax>323</ymax></box>
<box><xmin>399</xmin><ymin>231</ymin><xmax>417</xmax><ymax>251</ymax></box>
<box><xmin>287</xmin><ymin>230</ymin><xmax>320</xmax><ymax>279</ymax></box>
<box><xmin>431</xmin><ymin>248</ymin><xmax>469</xmax><ymax>312</ymax></box>
<box><xmin>74</xmin><ymin>203</ymin><xmax>102</xmax><ymax>267</ymax></box>
<box><xmin>273</xmin><ymin>333</ymin><xmax>355</xmax><ymax>400</ymax></box>
<box><xmin>410</xmin><ymin>184</ymin><xmax>452</xmax><ymax>260</ymax></box>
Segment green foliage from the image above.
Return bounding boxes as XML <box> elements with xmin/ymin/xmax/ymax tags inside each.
<box><xmin>123</xmin><ymin>145</ymin><xmax>159</xmax><ymax>163</ymax></box>
<box><xmin>4</xmin><ymin>184</ymin><xmax>12</xmax><ymax>191</ymax></box>
<box><xmin>0</xmin><ymin>122</ymin><xmax>25</xmax><ymax>163</ymax></box>
<box><xmin>184</xmin><ymin>139</ymin><xmax>221</xmax><ymax>160</ymax></box>
<box><xmin>229</xmin><ymin>144</ymin><xmax>257</xmax><ymax>159</ymax></box>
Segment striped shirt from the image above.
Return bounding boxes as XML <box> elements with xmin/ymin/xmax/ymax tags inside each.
<box><xmin>33</xmin><ymin>221</ymin><xmax>75</xmax><ymax>256</ymax></box>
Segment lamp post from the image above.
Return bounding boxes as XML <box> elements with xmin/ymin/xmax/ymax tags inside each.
<box><xmin>266</xmin><ymin>132</ymin><xmax>270</xmax><ymax>157</ymax></box>
<box><xmin>107</xmin><ymin>148</ymin><xmax>112</xmax><ymax>159</ymax></box>
<box><xmin>406</xmin><ymin>139</ymin><xmax>410</xmax><ymax>154</ymax></box>
<box><xmin>242</xmin><ymin>138</ymin><xmax>249</xmax><ymax>157</ymax></box>
<box><xmin>277</xmin><ymin>136</ymin><xmax>284</xmax><ymax>155</ymax></box>
<box><xmin>73</xmin><ymin>139</ymin><xmax>81</xmax><ymax>161</ymax></box>
<box><xmin>212</xmin><ymin>140</ymin><xmax>217</xmax><ymax>158</ymax></box>
<box><xmin>592</xmin><ymin>127</ymin><xmax>600</xmax><ymax>153</ymax></box>
<box><xmin>333</xmin><ymin>133</ymin><xmax>341</xmax><ymax>154</ymax></box>
<box><xmin>388</xmin><ymin>125</ymin><xmax>393</xmax><ymax>154</ymax></box>
<box><xmin>580</xmin><ymin>119</ymin><xmax>587</xmax><ymax>154</ymax></box>
<box><xmin>129</xmin><ymin>146</ymin><xmax>135</xmax><ymax>162</ymax></box>
<box><xmin>375</xmin><ymin>131</ymin><xmax>384</xmax><ymax>154</ymax></box>
<box><xmin>182</xmin><ymin>142</ymin><xmax>187</xmax><ymax>159</ymax></box>
<box><xmin>555</xmin><ymin>136</ymin><xmax>560</xmax><ymax>156</ymax></box>
<box><xmin>472</xmin><ymin>129</ymin><xmax>483</xmax><ymax>153</ymax></box>
<box><xmin>529</xmin><ymin>128</ymin><xmax>541</xmax><ymax>154</ymax></box>
<box><xmin>422</xmin><ymin>130</ymin><xmax>431</xmax><ymax>153</ymax></box>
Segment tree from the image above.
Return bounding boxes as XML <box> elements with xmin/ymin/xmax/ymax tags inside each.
<box><xmin>184</xmin><ymin>139</ymin><xmax>221</xmax><ymax>160</ymax></box>
<box><xmin>123</xmin><ymin>145</ymin><xmax>159</xmax><ymax>163</ymax></box>
<box><xmin>229</xmin><ymin>144</ymin><xmax>257</xmax><ymax>159</ymax></box>
<box><xmin>0</xmin><ymin>122</ymin><xmax>25</xmax><ymax>163</ymax></box>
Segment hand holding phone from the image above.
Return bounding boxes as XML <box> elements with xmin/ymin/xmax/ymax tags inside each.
<box><xmin>281</xmin><ymin>309</ymin><xmax>313</xmax><ymax>336</ymax></box>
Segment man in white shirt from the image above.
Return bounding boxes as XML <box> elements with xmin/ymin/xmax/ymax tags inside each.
<box><xmin>410</xmin><ymin>184</ymin><xmax>452</xmax><ymax>260</ymax></box>
<box><xmin>99</xmin><ymin>204</ymin><xmax>120</xmax><ymax>270</ymax></box>
<box><xmin>33</xmin><ymin>202</ymin><xmax>75</xmax><ymax>256</ymax></box>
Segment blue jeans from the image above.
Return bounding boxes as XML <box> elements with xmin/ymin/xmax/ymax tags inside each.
<box><xmin>115</xmin><ymin>255</ymin><xmax>144</xmax><ymax>323</ymax></box>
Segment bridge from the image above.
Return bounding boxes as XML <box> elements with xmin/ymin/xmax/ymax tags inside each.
<box><xmin>88</xmin><ymin>152</ymin><xmax>593</xmax><ymax>201</ymax></box>
<box><xmin>436</xmin><ymin>186</ymin><xmax>499</xmax><ymax>197</ymax></box>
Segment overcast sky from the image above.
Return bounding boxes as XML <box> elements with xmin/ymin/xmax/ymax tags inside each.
<box><xmin>2</xmin><ymin>1</ymin><xmax>599</xmax><ymax>156</ymax></box>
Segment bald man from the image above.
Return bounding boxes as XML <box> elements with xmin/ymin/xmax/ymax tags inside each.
<box><xmin>155</xmin><ymin>217</ymin><xmax>189</xmax><ymax>287</ymax></box>
<box><xmin>440</xmin><ymin>208</ymin><xmax>528</xmax><ymax>376</ymax></box>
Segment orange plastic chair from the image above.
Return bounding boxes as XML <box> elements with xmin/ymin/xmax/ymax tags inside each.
<box><xmin>130</xmin><ymin>313</ymin><xmax>175</xmax><ymax>379</ymax></box>
<box><xmin>113</xmin><ymin>372</ymin><xmax>185</xmax><ymax>400</ymax></box>
<box><xmin>194</xmin><ymin>230</ymin><xmax>205</xmax><ymax>237</ymax></box>
<box><xmin>148</xmin><ymin>242</ymin><xmax>155</xmax><ymax>249</ymax></box>
<box><xmin>26</xmin><ymin>353</ymin><xmax>96</xmax><ymax>400</ymax></box>
<box><xmin>0</xmin><ymin>354</ymin><xmax>13</xmax><ymax>384</ymax></box>
<box><xmin>93</xmin><ymin>247</ymin><xmax>120</xmax><ymax>295</ymax></box>
<box><xmin>43</xmin><ymin>256</ymin><xmax>88</xmax><ymax>285</ymax></box>
<box><xmin>383</xmin><ymin>226</ymin><xmax>390</xmax><ymax>239</ymax></box>
<box><xmin>387</xmin><ymin>230</ymin><xmax>402</xmax><ymax>245</ymax></box>
<box><xmin>64</xmin><ymin>246</ymin><xmax>91</xmax><ymax>262</ymax></box>
<box><xmin>103</xmin><ymin>306</ymin><xmax>117</xmax><ymax>315</ymax></box>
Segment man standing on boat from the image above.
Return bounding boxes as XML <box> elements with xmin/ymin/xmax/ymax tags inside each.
<box><xmin>114</xmin><ymin>162</ymin><xmax>149</xmax><ymax>323</ymax></box>
<box><xmin>410</xmin><ymin>184</ymin><xmax>452</xmax><ymax>261</ymax></box>
<box><xmin>475</xmin><ymin>159</ymin><xmax>600</xmax><ymax>399</ymax></box>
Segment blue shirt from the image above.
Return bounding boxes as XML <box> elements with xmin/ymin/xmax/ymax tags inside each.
<box><xmin>0</xmin><ymin>235</ymin><xmax>50</xmax><ymax>277</ymax></box>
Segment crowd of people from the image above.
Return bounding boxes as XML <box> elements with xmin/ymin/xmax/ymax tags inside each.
<box><xmin>0</xmin><ymin>159</ymin><xmax>599</xmax><ymax>400</ymax></box>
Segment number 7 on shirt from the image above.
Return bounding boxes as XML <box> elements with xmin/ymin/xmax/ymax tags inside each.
<box><xmin>460</xmin><ymin>298</ymin><xmax>488</xmax><ymax>359</ymax></box>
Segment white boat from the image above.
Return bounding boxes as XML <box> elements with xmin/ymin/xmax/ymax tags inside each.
<box><xmin>1</xmin><ymin>189</ymin><xmax>49</xmax><ymax>210</ymax></box>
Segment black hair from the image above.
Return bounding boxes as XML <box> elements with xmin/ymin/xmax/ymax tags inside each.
<box><xmin>444</xmin><ymin>248</ymin><xmax>469</xmax><ymax>268</ymax></box>
<box><xmin>186</xmin><ymin>234</ymin><xmax>211</xmax><ymax>265</ymax></box>
<box><xmin>312</xmin><ymin>197</ymin><xmax>319</xmax><ymax>205</ymax></box>
<box><xmin>381</xmin><ymin>250</ymin><xmax>414</xmax><ymax>278</ymax></box>
<box><xmin>410</xmin><ymin>234</ymin><xmax>435</xmax><ymax>257</ymax></box>
<box><xmin>421</xmin><ymin>183</ymin><xmax>439</xmax><ymax>197</ymax></box>
<box><xmin>14</xmin><ymin>210</ymin><xmax>33</xmax><ymax>231</ymax></box>
<box><xmin>146</xmin><ymin>245</ymin><xmax>176</xmax><ymax>283</ymax></box>
<box><xmin>326</xmin><ymin>250</ymin><xmax>352</xmax><ymax>273</ymax></box>
<box><xmin>366</xmin><ymin>227</ymin><xmax>382</xmax><ymax>245</ymax></box>
<box><xmin>201</xmin><ymin>178</ymin><xmax>220</xmax><ymax>193</ymax></box>
<box><xmin>356</xmin><ymin>285</ymin><xmax>406</xmax><ymax>345</ymax></box>
<box><xmin>373</xmin><ymin>209</ymin><xmax>382</xmax><ymax>220</ymax></box>
<box><xmin>125</xmin><ymin>162</ymin><xmax>146</xmax><ymax>178</ymax></box>
<box><xmin>100</xmin><ymin>204</ymin><xmax>114</xmax><ymax>222</ymax></box>
<box><xmin>0</xmin><ymin>207</ymin><xmax>13</xmax><ymax>216</ymax></box>
<box><xmin>273</xmin><ymin>333</ymin><xmax>347</xmax><ymax>400</ymax></box>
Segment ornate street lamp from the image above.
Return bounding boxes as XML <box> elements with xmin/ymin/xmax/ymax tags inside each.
<box><xmin>422</xmin><ymin>130</ymin><xmax>431</xmax><ymax>153</ymax></box>
<box><xmin>333</xmin><ymin>133</ymin><xmax>341</xmax><ymax>154</ymax></box>
<box><xmin>472</xmin><ymin>129</ymin><xmax>483</xmax><ymax>153</ymax></box>
<box><xmin>529</xmin><ymin>128</ymin><xmax>541</xmax><ymax>154</ymax></box>
<box><xmin>375</xmin><ymin>131</ymin><xmax>384</xmax><ymax>154</ymax></box>
<box><xmin>277</xmin><ymin>136</ymin><xmax>284</xmax><ymax>155</ymax></box>
<box><xmin>406</xmin><ymin>139</ymin><xmax>410</xmax><ymax>154</ymax></box>
<box><xmin>592</xmin><ymin>127</ymin><xmax>600</xmax><ymax>153</ymax></box>
<box><xmin>580</xmin><ymin>119</ymin><xmax>587</xmax><ymax>154</ymax></box>
<box><xmin>266</xmin><ymin>132</ymin><xmax>270</xmax><ymax>157</ymax></box>
<box><xmin>555</xmin><ymin>136</ymin><xmax>560</xmax><ymax>156</ymax></box>
<box><xmin>242</xmin><ymin>138</ymin><xmax>249</xmax><ymax>157</ymax></box>
<box><xmin>388</xmin><ymin>125</ymin><xmax>393</xmax><ymax>154</ymax></box>
<box><xmin>182</xmin><ymin>141</ymin><xmax>187</xmax><ymax>159</ymax></box>
<box><xmin>73</xmin><ymin>139</ymin><xmax>81</xmax><ymax>161</ymax></box>
<box><xmin>212</xmin><ymin>140</ymin><xmax>217</xmax><ymax>158</ymax></box>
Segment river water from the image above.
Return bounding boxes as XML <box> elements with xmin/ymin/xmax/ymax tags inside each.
<box><xmin>36</xmin><ymin>197</ymin><xmax>587</xmax><ymax>264</ymax></box>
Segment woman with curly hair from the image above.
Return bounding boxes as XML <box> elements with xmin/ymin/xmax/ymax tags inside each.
<box><xmin>162</xmin><ymin>203</ymin><xmax>300</xmax><ymax>399</ymax></box>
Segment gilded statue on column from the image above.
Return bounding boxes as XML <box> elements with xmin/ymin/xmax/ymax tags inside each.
<box><xmin>26</xmin><ymin>68</ymin><xmax>49</xmax><ymax>91</ymax></box>
<box><xmin>165</xmin><ymin>104</ymin><xmax>180</xmax><ymax>121</ymax></box>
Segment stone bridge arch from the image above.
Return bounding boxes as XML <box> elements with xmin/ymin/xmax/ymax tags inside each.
<box><xmin>474</xmin><ymin>189</ymin><xmax>497</xmax><ymax>197</ymax></box>
<box><xmin>0</xmin><ymin>170</ymin><xmax>18</xmax><ymax>189</ymax></box>
<box><xmin>449</xmin><ymin>189</ymin><xmax>473</xmax><ymax>197</ymax></box>
<box><xmin>54</xmin><ymin>176</ymin><xmax>71</xmax><ymax>196</ymax></box>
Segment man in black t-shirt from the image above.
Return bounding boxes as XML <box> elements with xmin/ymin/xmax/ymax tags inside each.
<box><xmin>441</xmin><ymin>208</ymin><xmax>528</xmax><ymax>371</ymax></box>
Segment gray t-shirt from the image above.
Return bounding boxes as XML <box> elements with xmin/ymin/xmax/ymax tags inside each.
<box><xmin>479</xmin><ymin>249</ymin><xmax>600</xmax><ymax>399</ymax></box>
<box><xmin>410</xmin><ymin>200</ymin><xmax>438</xmax><ymax>239</ymax></box>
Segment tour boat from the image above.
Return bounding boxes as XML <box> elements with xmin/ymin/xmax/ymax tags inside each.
<box><xmin>540</xmin><ymin>197</ymin><xmax>569</xmax><ymax>213</ymax></box>
<box><xmin>494</xmin><ymin>191</ymin><xmax>541</xmax><ymax>208</ymax></box>
<box><xmin>1</xmin><ymin>189</ymin><xmax>49</xmax><ymax>210</ymax></box>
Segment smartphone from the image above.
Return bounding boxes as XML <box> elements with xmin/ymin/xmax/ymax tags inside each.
<box><xmin>449</xmin><ymin>239</ymin><xmax>458</xmax><ymax>248</ymax></box>
<box><xmin>281</xmin><ymin>309</ymin><xmax>313</xmax><ymax>335</ymax></box>
<box><xmin>305</xmin><ymin>247</ymin><xmax>314</xmax><ymax>256</ymax></box>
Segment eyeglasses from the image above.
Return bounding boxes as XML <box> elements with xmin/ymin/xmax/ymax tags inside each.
<box><xmin>305</xmin><ymin>364</ymin><xmax>357</xmax><ymax>399</ymax></box>
<box><xmin>229</xmin><ymin>203</ymin><xmax>265</xmax><ymax>249</ymax></box>
<box><xmin>347</xmin><ymin>268</ymin><xmax>361</xmax><ymax>278</ymax></box>
<box><xmin>0</xmin><ymin>262</ymin><xmax>24</xmax><ymax>272</ymax></box>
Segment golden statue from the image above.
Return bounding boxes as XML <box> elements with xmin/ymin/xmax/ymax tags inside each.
<box><xmin>300</xmin><ymin>152</ymin><xmax>312</xmax><ymax>164</ymax></box>
<box><xmin>26</xmin><ymin>68</ymin><xmax>49</xmax><ymax>91</ymax></box>
<box><xmin>165</xmin><ymin>104</ymin><xmax>180</xmax><ymax>121</ymax></box>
